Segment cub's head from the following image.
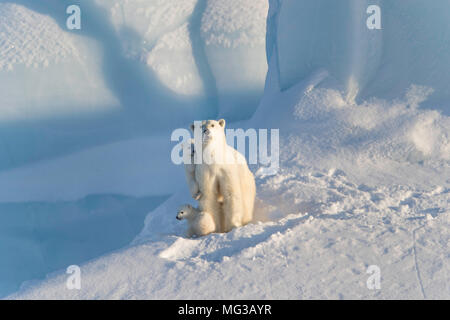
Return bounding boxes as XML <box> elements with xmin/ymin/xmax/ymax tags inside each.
<box><xmin>176</xmin><ymin>204</ymin><xmax>195</xmax><ymax>220</ymax></box>
<box><xmin>190</xmin><ymin>119</ymin><xmax>226</xmax><ymax>146</ymax></box>
<box><xmin>184</xmin><ymin>138</ymin><xmax>195</xmax><ymax>159</ymax></box>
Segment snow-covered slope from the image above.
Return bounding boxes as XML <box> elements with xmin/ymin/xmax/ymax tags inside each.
<box><xmin>2</xmin><ymin>0</ymin><xmax>450</xmax><ymax>299</ymax></box>
<box><xmin>8</xmin><ymin>166</ymin><xmax>449</xmax><ymax>299</ymax></box>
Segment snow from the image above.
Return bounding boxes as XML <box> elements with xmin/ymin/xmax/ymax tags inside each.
<box><xmin>0</xmin><ymin>3</ymin><xmax>119</xmax><ymax>122</ymax></box>
<box><xmin>0</xmin><ymin>0</ymin><xmax>268</xmax><ymax>171</ymax></box>
<box><xmin>272</xmin><ymin>0</ymin><xmax>450</xmax><ymax>115</ymax></box>
<box><xmin>1</xmin><ymin>0</ymin><xmax>449</xmax><ymax>299</ymax></box>
<box><xmin>0</xmin><ymin>136</ymin><xmax>180</xmax><ymax>202</ymax></box>
<box><xmin>201</xmin><ymin>0</ymin><xmax>268</xmax><ymax>119</ymax></box>
<box><xmin>7</xmin><ymin>179</ymin><xmax>449</xmax><ymax>299</ymax></box>
<box><xmin>145</xmin><ymin>24</ymin><xmax>204</xmax><ymax>96</ymax></box>
<box><xmin>201</xmin><ymin>0</ymin><xmax>267</xmax><ymax>48</ymax></box>
<box><xmin>95</xmin><ymin>0</ymin><xmax>268</xmax><ymax>119</ymax></box>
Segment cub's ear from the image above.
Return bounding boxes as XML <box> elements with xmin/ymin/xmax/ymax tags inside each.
<box><xmin>218</xmin><ymin>119</ymin><xmax>226</xmax><ymax>128</ymax></box>
<box><xmin>190</xmin><ymin>122</ymin><xmax>195</xmax><ymax>132</ymax></box>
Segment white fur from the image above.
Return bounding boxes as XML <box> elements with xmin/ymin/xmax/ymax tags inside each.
<box><xmin>176</xmin><ymin>204</ymin><xmax>216</xmax><ymax>238</ymax></box>
<box><xmin>184</xmin><ymin>139</ymin><xmax>201</xmax><ymax>200</ymax></box>
<box><xmin>189</xmin><ymin>119</ymin><xmax>256</xmax><ymax>233</ymax></box>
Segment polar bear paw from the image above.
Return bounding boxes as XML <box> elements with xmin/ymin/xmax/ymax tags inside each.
<box><xmin>193</xmin><ymin>192</ymin><xmax>202</xmax><ymax>201</ymax></box>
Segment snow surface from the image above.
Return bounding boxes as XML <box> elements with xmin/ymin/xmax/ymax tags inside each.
<box><xmin>0</xmin><ymin>3</ymin><xmax>119</xmax><ymax>121</ymax></box>
<box><xmin>1</xmin><ymin>0</ymin><xmax>449</xmax><ymax>299</ymax></box>
<box><xmin>0</xmin><ymin>0</ymin><xmax>268</xmax><ymax>171</ymax></box>
<box><xmin>273</xmin><ymin>0</ymin><xmax>450</xmax><ymax>115</ymax></box>
<box><xmin>95</xmin><ymin>0</ymin><xmax>268</xmax><ymax>119</ymax></box>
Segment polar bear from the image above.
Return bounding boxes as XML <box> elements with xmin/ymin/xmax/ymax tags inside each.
<box><xmin>188</xmin><ymin>119</ymin><xmax>256</xmax><ymax>233</ymax></box>
<box><xmin>184</xmin><ymin>139</ymin><xmax>201</xmax><ymax>200</ymax></box>
<box><xmin>176</xmin><ymin>204</ymin><xmax>216</xmax><ymax>238</ymax></box>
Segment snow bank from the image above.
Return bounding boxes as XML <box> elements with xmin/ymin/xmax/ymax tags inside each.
<box><xmin>9</xmin><ymin>173</ymin><xmax>449</xmax><ymax>299</ymax></box>
<box><xmin>269</xmin><ymin>0</ymin><xmax>450</xmax><ymax>115</ymax></box>
<box><xmin>0</xmin><ymin>135</ymin><xmax>180</xmax><ymax>202</ymax></box>
<box><xmin>0</xmin><ymin>194</ymin><xmax>166</xmax><ymax>298</ymax></box>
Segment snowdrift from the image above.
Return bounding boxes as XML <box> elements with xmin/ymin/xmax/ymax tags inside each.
<box><xmin>269</xmin><ymin>0</ymin><xmax>450</xmax><ymax>115</ymax></box>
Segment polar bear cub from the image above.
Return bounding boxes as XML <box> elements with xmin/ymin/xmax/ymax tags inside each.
<box><xmin>184</xmin><ymin>139</ymin><xmax>201</xmax><ymax>200</ymax></box>
<box><xmin>184</xmin><ymin>139</ymin><xmax>223</xmax><ymax>203</ymax></box>
<box><xmin>176</xmin><ymin>204</ymin><xmax>216</xmax><ymax>238</ymax></box>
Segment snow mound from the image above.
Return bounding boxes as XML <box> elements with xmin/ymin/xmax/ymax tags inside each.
<box><xmin>252</xmin><ymin>73</ymin><xmax>450</xmax><ymax>188</ymax></box>
<box><xmin>270</xmin><ymin>0</ymin><xmax>450</xmax><ymax>115</ymax></box>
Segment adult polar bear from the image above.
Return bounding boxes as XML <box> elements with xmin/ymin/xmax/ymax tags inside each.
<box><xmin>188</xmin><ymin>119</ymin><xmax>255</xmax><ymax>233</ymax></box>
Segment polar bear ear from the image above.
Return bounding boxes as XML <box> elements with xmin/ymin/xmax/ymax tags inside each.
<box><xmin>218</xmin><ymin>119</ymin><xmax>226</xmax><ymax>128</ymax></box>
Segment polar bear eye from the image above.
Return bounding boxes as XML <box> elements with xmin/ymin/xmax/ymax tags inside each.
<box><xmin>211</xmin><ymin>124</ymin><xmax>215</xmax><ymax>128</ymax></box>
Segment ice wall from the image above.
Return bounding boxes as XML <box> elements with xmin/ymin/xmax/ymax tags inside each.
<box><xmin>0</xmin><ymin>0</ymin><xmax>268</xmax><ymax>170</ymax></box>
<box><xmin>267</xmin><ymin>0</ymin><xmax>450</xmax><ymax>115</ymax></box>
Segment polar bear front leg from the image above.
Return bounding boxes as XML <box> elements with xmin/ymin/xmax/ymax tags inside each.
<box><xmin>185</xmin><ymin>165</ymin><xmax>201</xmax><ymax>200</ymax></box>
<box><xmin>198</xmin><ymin>194</ymin><xmax>222</xmax><ymax>233</ymax></box>
<box><xmin>188</xmin><ymin>178</ymin><xmax>201</xmax><ymax>200</ymax></box>
<box><xmin>221</xmin><ymin>192</ymin><xmax>244</xmax><ymax>233</ymax></box>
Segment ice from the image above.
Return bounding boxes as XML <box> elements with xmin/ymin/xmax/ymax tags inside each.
<box><xmin>7</xmin><ymin>182</ymin><xmax>450</xmax><ymax>299</ymax></box>
<box><xmin>269</xmin><ymin>0</ymin><xmax>450</xmax><ymax>115</ymax></box>
<box><xmin>1</xmin><ymin>0</ymin><xmax>449</xmax><ymax>300</ymax></box>
<box><xmin>95</xmin><ymin>0</ymin><xmax>268</xmax><ymax>119</ymax></box>
<box><xmin>0</xmin><ymin>3</ymin><xmax>119</xmax><ymax>122</ymax></box>
<box><xmin>201</xmin><ymin>0</ymin><xmax>269</xmax><ymax>119</ymax></box>
<box><xmin>0</xmin><ymin>0</ymin><xmax>268</xmax><ymax>170</ymax></box>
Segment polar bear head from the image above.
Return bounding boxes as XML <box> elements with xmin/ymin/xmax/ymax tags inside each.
<box><xmin>176</xmin><ymin>204</ymin><xmax>198</xmax><ymax>220</ymax></box>
<box><xmin>190</xmin><ymin>119</ymin><xmax>226</xmax><ymax>146</ymax></box>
